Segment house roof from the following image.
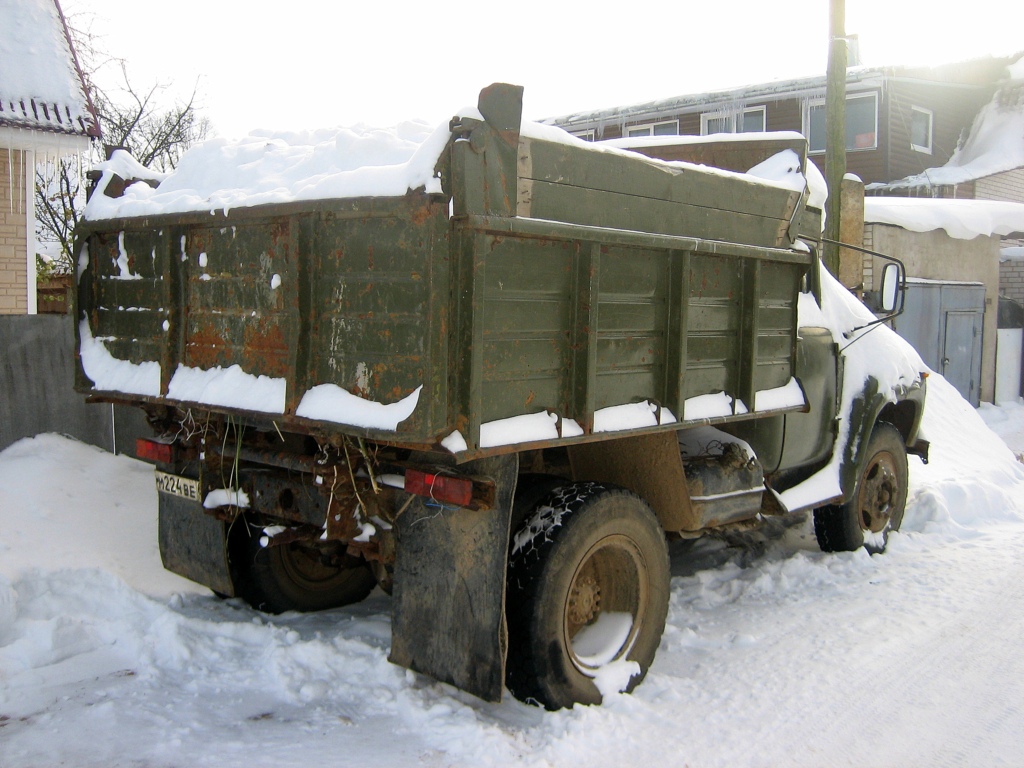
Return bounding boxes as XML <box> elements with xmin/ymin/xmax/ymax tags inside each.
<box><xmin>0</xmin><ymin>0</ymin><xmax>99</xmax><ymax>139</ymax></box>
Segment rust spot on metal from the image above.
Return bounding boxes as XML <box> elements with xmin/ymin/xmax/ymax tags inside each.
<box><xmin>242</xmin><ymin>321</ymin><xmax>290</xmax><ymax>378</ymax></box>
<box><xmin>186</xmin><ymin>325</ymin><xmax>228</xmax><ymax>368</ymax></box>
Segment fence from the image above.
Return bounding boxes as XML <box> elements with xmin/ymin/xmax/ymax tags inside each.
<box><xmin>0</xmin><ymin>314</ymin><xmax>148</xmax><ymax>456</ymax></box>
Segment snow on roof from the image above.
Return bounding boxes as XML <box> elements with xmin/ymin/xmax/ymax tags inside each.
<box><xmin>1002</xmin><ymin>245</ymin><xmax>1024</xmax><ymax>262</ymax></box>
<box><xmin>873</xmin><ymin>59</ymin><xmax>1024</xmax><ymax>191</ymax></box>
<box><xmin>0</xmin><ymin>0</ymin><xmax>99</xmax><ymax>137</ymax></box>
<box><xmin>864</xmin><ymin>197</ymin><xmax>1024</xmax><ymax>240</ymax></box>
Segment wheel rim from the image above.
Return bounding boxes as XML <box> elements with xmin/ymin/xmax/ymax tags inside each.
<box><xmin>275</xmin><ymin>543</ymin><xmax>347</xmax><ymax>592</ymax></box>
<box><xmin>562</xmin><ymin>534</ymin><xmax>648</xmax><ymax>673</ymax></box>
<box><xmin>856</xmin><ymin>450</ymin><xmax>900</xmax><ymax>533</ymax></box>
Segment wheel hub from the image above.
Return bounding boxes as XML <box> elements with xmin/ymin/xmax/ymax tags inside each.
<box><xmin>568</xmin><ymin>574</ymin><xmax>601</xmax><ymax>627</ymax></box>
<box><xmin>859</xmin><ymin>454</ymin><xmax>898</xmax><ymax>533</ymax></box>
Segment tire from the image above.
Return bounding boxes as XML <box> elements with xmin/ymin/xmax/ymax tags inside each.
<box><xmin>506</xmin><ymin>483</ymin><xmax>670</xmax><ymax>709</ymax></box>
<box><xmin>814</xmin><ymin>423</ymin><xmax>909</xmax><ymax>554</ymax></box>
<box><xmin>233</xmin><ymin>524</ymin><xmax>376</xmax><ymax>614</ymax></box>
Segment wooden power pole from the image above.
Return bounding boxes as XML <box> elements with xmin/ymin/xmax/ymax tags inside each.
<box><xmin>823</xmin><ymin>0</ymin><xmax>847</xmax><ymax>277</ymax></box>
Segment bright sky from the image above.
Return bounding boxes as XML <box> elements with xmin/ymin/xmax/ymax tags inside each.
<box><xmin>63</xmin><ymin>0</ymin><xmax>1023</xmax><ymax>140</ymax></box>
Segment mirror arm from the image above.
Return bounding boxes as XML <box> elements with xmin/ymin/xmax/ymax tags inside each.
<box><xmin>818</xmin><ymin>236</ymin><xmax>907</xmax><ymax>332</ymax></box>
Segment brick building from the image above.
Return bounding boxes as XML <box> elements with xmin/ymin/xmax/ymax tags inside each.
<box><xmin>0</xmin><ymin>0</ymin><xmax>99</xmax><ymax>314</ymax></box>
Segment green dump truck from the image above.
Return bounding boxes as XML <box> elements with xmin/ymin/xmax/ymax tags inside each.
<box><xmin>74</xmin><ymin>83</ymin><xmax>927</xmax><ymax>710</ymax></box>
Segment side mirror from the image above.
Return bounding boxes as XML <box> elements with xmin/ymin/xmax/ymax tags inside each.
<box><xmin>880</xmin><ymin>262</ymin><xmax>901</xmax><ymax>313</ymax></box>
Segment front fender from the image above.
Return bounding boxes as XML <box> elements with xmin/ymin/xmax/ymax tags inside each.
<box><xmin>839</xmin><ymin>375</ymin><xmax>926</xmax><ymax>503</ymax></box>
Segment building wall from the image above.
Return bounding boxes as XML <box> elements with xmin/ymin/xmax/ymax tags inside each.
<box><xmin>1001</xmin><ymin>259</ymin><xmax>1024</xmax><ymax>304</ymax></box>
<box><xmin>885</xmin><ymin>79</ymin><xmax>992</xmax><ymax>183</ymax></box>
<box><xmin>865</xmin><ymin>223</ymin><xmax>1000</xmax><ymax>402</ymax></box>
<box><xmin>0</xmin><ymin>148</ymin><xmax>30</xmax><ymax>314</ymax></box>
<box><xmin>975</xmin><ymin>168</ymin><xmax>1024</xmax><ymax>202</ymax></box>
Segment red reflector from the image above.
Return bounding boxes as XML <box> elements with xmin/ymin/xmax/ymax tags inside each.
<box><xmin>404</xmin><ymin>469</ymin><xmax>473</xmax><ymax>507</ymax></box>
<box><xmin>136</xmin><ymin>438</ymin><xmax>173</xmax><ymax>464</ymax></box>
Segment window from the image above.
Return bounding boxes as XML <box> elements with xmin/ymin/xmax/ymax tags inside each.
<box><xmin>806</xmin><ymin>92</ymin><xmax>878</xmax><ymax>153</ymax></box>
<box><xmin>911</xmin><ymin>107</ymin><xmax>933</xmax><ymax>154</ymax></box>
<box><xmin>572</xmin><ymin>129</ymin><xmax>596</xmax><ymax>142</ymax></box>
<box><xmin>700</xmin><ymin>106</ymin><xmax>766</xmax><ymax>135</ymax></box>
<box><xmin>627</xmin><ymin>120</ymin><xmax>679</xmax><ymax>138</ymax></box>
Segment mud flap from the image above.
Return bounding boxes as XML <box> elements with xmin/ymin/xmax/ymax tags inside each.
<box><xmin>158</xmin><ymin>490</ymin><xmax>235</xmax><ymax>596</ymax></box>
<box><xmin>389</xmin><ymin>453</ymin><xmax>518</xmax><ymax>702</ymax></box>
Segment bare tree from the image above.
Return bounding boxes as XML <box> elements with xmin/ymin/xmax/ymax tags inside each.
<box><xmin>35</xmin><ymin>19</ymin><xmax>210</xmax><ymax>275</ymax></box>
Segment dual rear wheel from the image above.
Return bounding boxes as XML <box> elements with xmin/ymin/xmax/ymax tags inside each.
<box><xmin>506</xmin><ymin>483</ymin><xmax>670</xmax><ymax>709</ymax></box>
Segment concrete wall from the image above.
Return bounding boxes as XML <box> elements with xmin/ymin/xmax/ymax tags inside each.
<box><xmin>0</xmin><ymin>314</ymin><xmax>149</xmax><ymax>455</ymax></box>
<box><xmin>0</xmin><ymin>148</ymin><xmax>31</xmax><ymax>314</ymax></box>
<box><xmin>865</xmin><ymin>223</ymin><xmax>1000</xmax><ymax>402</ymax></box>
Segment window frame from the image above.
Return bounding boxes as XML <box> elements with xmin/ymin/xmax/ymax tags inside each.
<box><xmin>626</xmin><ymin>119</ymin><xmax>679</xmax><ymax>138</ymax></box>
<box><xmin>699</xmin><ymin>106</ymin><xmax>767</xmax><ymax>136</ymax></box>
<box><xmin>910</xmin><ymin>106</ymin><xmax>933</xmax><ymax>154</ymax></box>
<box><xmin>571</xmin><ymin>129</ymin><xmax>596</xmax><ymax>142</ymax></box>
<box><xmin>805</xmin><ymin>91</ymin><xmax>879</xmax><ymax>154</ymax></box>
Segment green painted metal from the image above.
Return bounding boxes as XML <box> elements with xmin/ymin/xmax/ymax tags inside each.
<box><xmin>75</xmin><ymin>84</ymin><xmax>814</xmax><ymax>459</ymax></box>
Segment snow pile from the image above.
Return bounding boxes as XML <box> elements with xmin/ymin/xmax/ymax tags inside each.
<box><xmin>864</xmin><ymin>197</ymin><xmax>1024</xmax><ymax>240</ymax></box>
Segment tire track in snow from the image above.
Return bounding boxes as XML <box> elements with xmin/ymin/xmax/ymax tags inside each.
<box><xmin>792</xmin><ymin>529</ymin><xmax>1024</xmax><ymax>767</ymax></box>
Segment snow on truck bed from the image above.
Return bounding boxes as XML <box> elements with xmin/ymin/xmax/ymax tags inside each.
<box><xmin>83</xmin><ymin>114</ymin><xmax>810</xmax><ymax>221</ymax></box>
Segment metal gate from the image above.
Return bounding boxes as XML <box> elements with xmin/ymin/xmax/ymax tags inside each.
<box><xmin>892</xmin><ymin>280</ymin><xmax>985</xmax><ymax>406</ymax></box>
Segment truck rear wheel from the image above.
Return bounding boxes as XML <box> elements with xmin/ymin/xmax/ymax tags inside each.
<box><xmin>506</xmin><ymin>483</ymin><xmax>670</xmax><ymax>709</ymax></box>
<box><xmin>233</xmin><ymin>525</ymin><xmax>376</xmax><ymax>614</ymax></box>
<box><xmin>814</xmin><ymin>423</ymin><xmax>908</xmax><ymax>554</ymax></box>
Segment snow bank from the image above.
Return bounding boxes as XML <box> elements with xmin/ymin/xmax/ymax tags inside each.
<box><xmin>864</xmin><ymin>197</ymin><xmax>1024</xmax><ymax>240</ymax></box>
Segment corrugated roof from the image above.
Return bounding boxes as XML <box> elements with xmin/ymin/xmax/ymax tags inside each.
<box><xmin>0</xmin><ymin>0</ymin><xmax>99</xmax><ymax>138</ymax></box>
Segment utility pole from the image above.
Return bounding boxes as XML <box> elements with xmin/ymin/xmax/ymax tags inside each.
<box><xmin>823</xmin><ymin>0</ymin><xmax>847</xmax><ymax>277</ymax></box>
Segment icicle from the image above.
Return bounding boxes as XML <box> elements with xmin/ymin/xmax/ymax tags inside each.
<box><xmin>6</xmin><ymin>133</ymin><xmax>13</xmax><ymax>215</ymax></box>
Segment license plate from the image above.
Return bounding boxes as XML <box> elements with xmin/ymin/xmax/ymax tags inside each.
<box><xmin>155</xmin><ymin>471</ymin><xmax>201</xmax><ymax>502</ymax></box>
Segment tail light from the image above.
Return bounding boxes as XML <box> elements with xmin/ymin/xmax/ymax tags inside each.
<box><xmin>404</xmin><ymin>469</ymin><xmax>474</xmax><ymax>508</ymax></box>
<box><xmin>136</xmin><ymin>437</ymin><xmax>174</xmax><ymax>464</ymax></box>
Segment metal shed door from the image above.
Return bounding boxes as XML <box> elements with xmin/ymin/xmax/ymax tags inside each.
<box><xmin>942</xmin><ymin>310</ymin><xmax>983</xmax><ymax>406</ymax></box>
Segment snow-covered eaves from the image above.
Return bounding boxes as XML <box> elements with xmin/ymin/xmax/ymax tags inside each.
<box><xmin>865</xmin><ymin>197</ymin><xmax>1024</xmax><ymax>241</ymax></box>
<box><xmin>0</xmin><ymin>0</ymin><xmax>99</xmax><ymax>140</ymax></box>
<box><xmin>543</xmin><ymin>56</ymin><xmax>1015</xmax><ymax>131</ymax></box>
<box><xmin>542</xmin><ymin>70</ymin><xmax>877</xmax><ymax>129</ymax></box>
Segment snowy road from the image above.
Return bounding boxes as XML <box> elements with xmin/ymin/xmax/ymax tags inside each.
<box><xmin>2</xmin><ymin>375</ymin><xmax>1024</xmax><ymax>767</ymax></box>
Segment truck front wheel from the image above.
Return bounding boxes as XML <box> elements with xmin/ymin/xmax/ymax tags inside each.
<box><xmin>233</xmin><ymin>524</ymin><xmax>376</xmax><ymax>614</ymax></box>
<box><xmin>814</xmin><ymin>423</ymin><xmax>909</xmax><ymax>554</ymax></box>
<box><xmin>505</xmin><ymin>483</ymin><xmax>670</xmax><ymax>709</ymax></box>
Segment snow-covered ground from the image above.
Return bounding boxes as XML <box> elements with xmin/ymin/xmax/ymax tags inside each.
<box><xmin>2</xmin><ymin>376</ymin><xmax>1024</xmax><ymax>767</ymax></box>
